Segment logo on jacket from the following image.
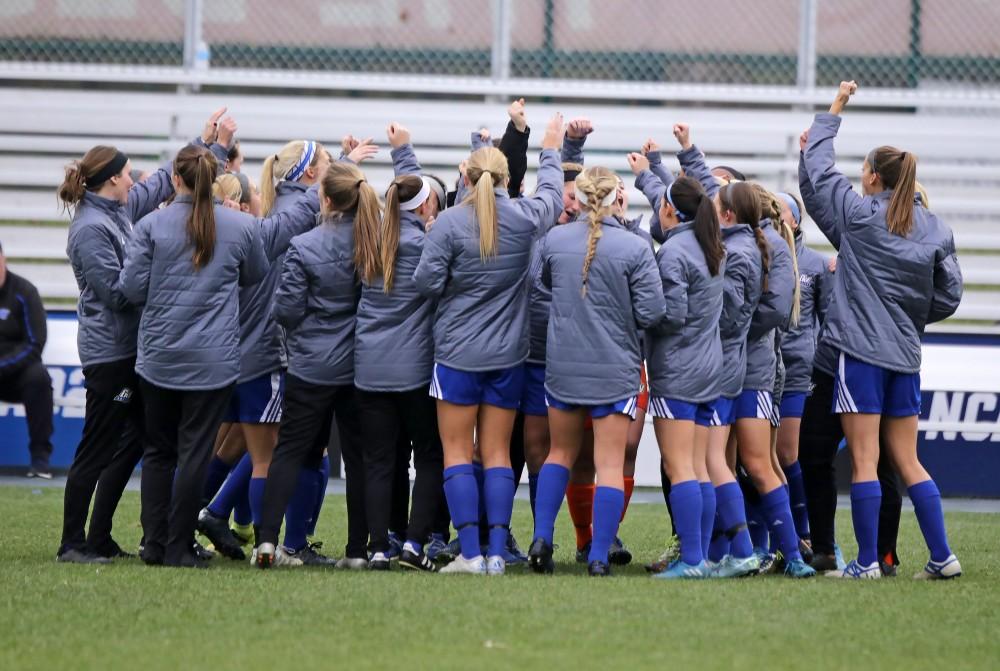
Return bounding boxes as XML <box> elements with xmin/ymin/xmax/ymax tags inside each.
<box><xmin>799</xmin><ymin>274</ymin><xmax>814</xmax><ymax>288</ymax></box>
<box><xmin>0</xmin><ymin>308</ymin><xmax>9</xmax><ymax>320</ymax></box>
<box><xmin>113</xmin><ymin>388</ymin><xmax>132</xmax><ymax>403</ymax></box>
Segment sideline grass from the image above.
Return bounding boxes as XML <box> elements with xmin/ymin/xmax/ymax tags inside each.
<box><xmin>1</xmin><ymin>485</ymin><xmax>997</xmax><ymax>670</ymax></box>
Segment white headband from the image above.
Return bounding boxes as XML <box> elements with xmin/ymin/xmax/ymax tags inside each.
<box><xmin>574</xmin><ymin>175</ymin><xmax>616</xmax><ymax>208</ymax></box>
<box><xmin>399</xmin><ymin>177</ymin><xmax>432</xmax><ymax>211</ymax></box>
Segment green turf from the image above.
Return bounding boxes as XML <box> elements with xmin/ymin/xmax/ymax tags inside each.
<box><xmin>1</xmin><ymin>486</ymin><xmax>997</xmax><ymax>670</ymax></box>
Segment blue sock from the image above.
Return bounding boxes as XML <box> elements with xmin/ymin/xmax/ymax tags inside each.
<box><xmin>908</xmin><ymin>479</ymin><xmax>951</xmax><ymax>562</ymax></box>
<box><xmin>528</xmin><ymin>472</ymin><xmax>539</xmax><ymax>518</ymax></box>
<box><xmin>233</xmin><ymin>489</ymin><xmax>252</xmax><ymax>526</ymax></box>
<box><xmin>473</xmin><ymin>461</ymin><xmax>487</xmax><ymax>528</ymax></box>
<box><xmin>783</xmin><ymin>461</ymin><xmax>810</xmax><ymax>539</ymax></box>
<box><xmin>746</xmin><ymin>499</ymin><xmax>769</xmax><ymax>552</ymax></box>
<box><xmin>708</xmin><ymin>511</ymin><xmax>729</xmax><ymax>562</ymax></box>
<box><xmin>716</xmin><ymin>482</ymin><xmax>753</xmax><ymax>559</ymax></box>
<box><xmin>203</xmin><ymin>456</ymin><xmax>232</xmax><ymax>503</ymax></box>
<box><xmin>207</xmin><ymin>453</ymin><xmax>252</xmax><ymax>518</ymax></box>
<box><xmin>699</xmin><ymin>482</ymin><xmax>715</xmax><ymax>562</ymax></box>
<box><xmin>248</xmin><ymin>476</ymin><xmax>267</xmax><ymax>526</ymax></box>
<box><xmin>589</xmin><ymin>486</ymin><xmax>625</xmax><ymax>565</ymax></box>
<box><xmin>308</xmin><ymin>455</ymin><xmax>330</xmax><ymax>536</ymax></box>
<box><xmin>443</xmin><ymin>464</ymin><xmax>480</xmax><ymax>559</ymax></box>
<box><xmin>668</xmin><ymin>480</ymin><xmax>703</xmax><ymax>565</ymax></box>
<box><xmin>484</xmin><ymin>467</ymin><xmax>515</xmax><ymax>558</ymax></box>
<box><xmin>532</xmin><ymin>463</ymin><xmax>570</xmax><ymax>545</ymax></box>
<box><xmin>850</xmin><ymin>480</ymin><xmax>881</xmax><ymax>566</ymax></box>
<box><xmin>761</xmin><ymin>486</ymin><xmax>802</xmax><ymax>561</ymax></box>
<box><xmin>283</xmin><ymin>468</ymin><xmax>317</xmax><ymax>551</ymax></box>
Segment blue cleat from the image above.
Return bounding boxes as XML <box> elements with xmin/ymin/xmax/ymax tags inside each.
<box><xmin>385</xmin><ymin>532</ymin><xmax>403</xmax><ymax>560</ymax></box>
<box><xmin>834</xmin><ymin>543</ymin><xmax>847</xmax><ymax>570</ymax></box>
<box><xmin>424</xmin><ymin>533</ymin><xmax>448</xmax><ymax>562</ymax></box>
<box><xmin>502</xmin><ymin>533</ymin><xmax>528</xmax><ymax>564</ymax></box>
<box><xmin>711</xmin><ymin>554</ymin><xmax>760</xmax><ymax>578</ymax></box>
<box><xmin>652</xmin><ymin>559</ymin><xmax>710</xmax><ymax>580</ymax></box>
<box><xmin>783</xmin><ymin>557</ymin><xmax>818</xmax><ymax>578</ymax></box>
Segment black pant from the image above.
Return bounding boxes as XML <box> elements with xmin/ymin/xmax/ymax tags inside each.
<box><xmin>260</xmin><ymin>376</ymin><xmax>366</xmax><ymax>557</ymax></box>
<box><xmin>390</xmin><ymin>431</ymin><xmax>411</xmax><ymax>537</ymax></box>
<box><xmin>0</xmin><ymin>361</ymin><xmax>53</xmax><ymax>469</ymax></box>
<box><xmin>358</xmin><ymin>387</ymin><xmax>443</xmax><ymax>553</ymax></box>
<box><xmin>139</xmin><ymin>379</ymin><xmax>233</xmax><ymax>564</ymax></box>
<box><xmin>799</xmin><ymin>368</ymin><xmax>902</xmax><ymax>561</ymax></box>
<box><xmin>60</xmin><ymin>358</ymin><xmax>145</xmax><ymax>554</ymax></box>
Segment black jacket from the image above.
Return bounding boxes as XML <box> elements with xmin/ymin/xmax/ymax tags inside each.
<box><xmin>0</xmin><ymin>270</ymin><xmax>47</xmax><ymax>377</ymax></box>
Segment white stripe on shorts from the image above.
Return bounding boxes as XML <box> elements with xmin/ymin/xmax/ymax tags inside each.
<box><xmin>429</xmin><ymin>363</ymin><xmax>443</xmax><ymax>400</ymax></box>
<box><xmin>259</xmin><ymin>372</ymin><xmax>283</xmax><ymax>423</ymax></box>
<box><xmin>835</xmin><ymin>353</ymin><xmax>859</xmax><ymax>413</ymax></box>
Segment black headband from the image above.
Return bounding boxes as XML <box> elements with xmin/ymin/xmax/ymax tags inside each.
<box><xmin>713</xmin><ymin>165</ymin><xmax>745</xmax><ymax>182</ymax></box>
<box><xmin>86</xmin><ymin>151</ymin><xmax>129</xmax><ymax>189</ymax></box>
<box><xmin>563</xmin><ymin>169</ymin><xmax>581</xmax><ymax>182</ymax></box>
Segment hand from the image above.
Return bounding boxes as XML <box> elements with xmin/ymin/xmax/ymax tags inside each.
<box><xmin>627</xmin><ymin>152</ymin><xmax>650</xmax><ymax>175</ymax></box>
<box><xmin>828</xmin><ymin>256</ymin><xmax>838</xmax><ymax>273</ymax></box>
<box><xmin>641</xmin><ymin>138</ymin><xmax>660</xmax><ymax>155</ymax></box>
<box><xmin>458</xmin><ymin>159</ymin><xmax>469</xmax><ymax>179</ymax></box>
<box><xmin>341</xmin><ymin>134</ymin><xmax>360</xmax><ymax>156</ymax></box>
<box><xmin>799</xmin><ymin>129</ymin><xmax>809</xmax><ymax>152</ymax></box>
<box><xmin>508</xmin><ymin>98</ymin><xmax>527</xmax><ymax>132</ymax></box>
<box><xmin>222</xmin><ymin>198</ymin><xmax>241</xmax><ymax>211</ymax></box>
<box><xmin>479</xmin><ymin>127</ymin><xmax>491</xmax><ymax>143</ymax></box>
<box><xmin>386</xmin><ymin>123</ymin><xmax>411</xmax><ymax>149</ymax></box>
<box><xmin>541</xmin><ymin>113</ymin><xmax>565</xmax><ymax>151</ymax></box>
<box><xmin>347</xmin><ymin>137</ymin><xmax>377</xmax><ymax>164</ymax></box>
<box><xmin>566</xmin><ymin>118</ymin><xmax>593</xmax><ymax>140</ymax></box>
<box><xmin>216</xmin><ymin>115</ymin><xmax>237</xmax><ymax>149</ymax></box>
<box><xmin>830</xmin><ymin>80</ymin><xmax>857</xmax><ymax>115</ymax></box>
<box><xmin>672</xmin><ymin>123</ymin><xmax>691</xmax><ymax>151</ymax></box>
<box><xmin>202</xmin><ymin>107</ymin><xmax>226</xmax><ymax>144</ymax></box>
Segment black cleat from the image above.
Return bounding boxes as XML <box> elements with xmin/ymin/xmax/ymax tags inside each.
<box><xmin>139</xmin><ymin>546</ymin><xmax>164</xmax><ymax>566</ymax></box>
<box><xmin>608</xmin><ymin>537</ymin><xmax>633</xmax><ymax>566</ymax></box>
<box><xmin>56</xmin><ymin>548</ymin><xmax>112</xmax><ymax>565</ymax></box>
<box><xmin>799</xmin><ymin>538</ymin><xmax>814</xmax><ymax>565</ymax></box>
<box><xmin>291</xmin><ymin>542</ymin><xmax>338</xmax><ymax>567</ymax></box>
<box><xmin>399</xmin><ymin>549</ymin><xmax>438</xmax><ymax>573</ymax></box>
<box><xmin>165</xmin><ymin>552</ymin><xmax>211</xmax><ymax>569</ymax></box>
<box><xmin>91</xmin><ymin>539</ymin><xmax>135</xmax><ymax>559</ymax></box>
<box><xmin>368</xmin><ymin>551</ymin><xmax>391</xmax><ymax>571</ymax></box>
<box><xmin>196</xmin><ymin>508</ymin><xmax>245</xmax><ymax>560</ymax></box>
<box><xmin>810</xmin><ymin>553</ymin><xmax>839</xmax><ymax>572</ymax></box>
<box><xmin>528</xmin><ymin>538</ymin><xmax>555</xmax><ymax>574</ymax></box>
<box><xmin>575</xmin><ymin>541</ymin><xmax>591</xmax><ymax>564</ymax></box>
<box><xmin>191</xmin><ymin>540</ymin><xmax>215</xmax><ymax>561</ymax></box>
<box><xmin>588</xmin><ymin>560</ymin><xmax>611</xmax><ymax>577</ymax></box>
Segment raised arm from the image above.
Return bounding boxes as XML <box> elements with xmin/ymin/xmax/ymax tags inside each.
<box><xmin>388</xmin><ymin>123</ymin><xmax>422</xmax><ymax>176</ymax></box>
<box><xmin>499</xmin><ymin>98</ymin><xmax>530</xmax><ymax>198</ymax></box>
<box><xmin>255</xmin><ymin>185</ymin><xmax>321</xmax><ymax>261</ymax></box>
<box><xmin>562</xmin><ymin>118</ymin><xmax>592</xmax><ymax>165</ymax></box>
<box><xmin>238</xmin><ymin>219</ymin><xmax>269</xmax><ymax>287</ymax></box>
<box><xmin>514</xmin><ymin>113</ymin><xmax>566</xmax><ymax>235</ymax></box>
<box><xmin>673</xmin><ymin>124</ymin><xmax>718</xmax><ymax>199</ymax></box>
<box><xmin>628</xmin><ymin>150</ymin><xmax>669</xmax><ymax>244</ymax></box>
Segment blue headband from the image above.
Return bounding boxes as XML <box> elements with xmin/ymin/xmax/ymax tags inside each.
<box><xmin>777</xmin><ymin>192</ymin><xmax>801</xmax><ymax>225</ymax></box>
<box><xmin>663</xmin><ymin>181</ymin><xmax>690</xmax><ymax>222</ymax></box>
<box><xmin>285</xmin><ymin>141</ymin><xmax>316</xmax><ymax>182</ymax></box>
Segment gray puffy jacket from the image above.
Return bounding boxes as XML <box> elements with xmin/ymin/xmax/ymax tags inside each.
<box><xmin>719</xmin><ymin>224</ymin><xmax>763</xmax><ymax>397</ymax></box>
<box><xmin>744</xmin><ymin>219</ymin><xmax>795</xmax><ymax>391</ymax></box>
<box><xmin>637</xmin><ymin>145</ymin><xmax>718</xmax><ymax>244</ymax></box>
<box><xmin>804</xmin><ymin>113</ymin><xmax>963</xmax><ymax>373</ymax></box>
<box><xmin>646</xmin><ymin>222</ymin><xmax>725</xmax><ymax>403</ymax></box>
<box><xmin>274</xmin><ymin>216</ymin><xmax>360</xmax><ymax>386</ymax></box>
<box><xmin>413</xmin><ymin>149</ymin><xmax>563</xmax><ymax>371</ymax></box>
<box><xmin>780</xmin><ymin>233</ymin><xmax>832</xmax><ymax>392</ymax></box>
<box><xmin>119</xmin><ymin>197</ymin><xmax>268</xmax><ymax>390</ymax></box>
<box><xmin>540</xmin><ymin>216</ymin><xmax>665</xmax><ymax>405</ymax></box>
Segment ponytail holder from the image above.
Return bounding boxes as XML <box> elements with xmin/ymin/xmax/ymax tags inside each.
<box><xmin>776</xmin><ymin>192</ymin><xmax>801</xmax><ymax>225</ymax></box>
<box><xmin>85</xmin><ymin>150</ymin><xmax>129</xmax><ymax>189</ymax></box>
<box><xmin>664</xmin><ymin>181</ymin><xmax>690</xmax><ymax>222</ymax></box>
<box><xmin>284</xmin><ymin>141</ymin><xmax>317</xmax><ymax>182</ymax></box>
<box><xmin>356</xmin><ymin>178</ymin><xmax>366</xmax><ymax>188</ymax></box>
<box><xmin>573</xmin><ymin>174</ymin><xmax>616</xmax><ymax>208</ymax></box>
<box><xmin>400</xmin><ymin>177</ymin><xmax>432</xmax><ymax>211</ymax></box>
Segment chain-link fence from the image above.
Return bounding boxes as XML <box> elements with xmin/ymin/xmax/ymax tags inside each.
<box><xmin>0</xmin><ymin>0</ymin><xmax>998</xmax><ymax>87</ymax></box>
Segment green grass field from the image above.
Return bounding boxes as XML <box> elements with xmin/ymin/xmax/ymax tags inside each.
<box><xmin>1</xmin><ymin>485</ymin><xmax>998</xmax><ymax>671</ymax></box>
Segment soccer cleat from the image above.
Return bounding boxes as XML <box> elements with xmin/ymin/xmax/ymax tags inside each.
<box><xmin>231</xmin><ymin>523</ymin><xmax>254</xmax><ymax>546</ymax></box>
<box><xmin>166</xmin><ymin>552</ymin><xmax>211</xmax><ymax>569</ymax></box>
<box><xmin>369</xmin><ymin>552</ymin><xmax>391</xmax><ymax>571</ymax></box>
<box><xmin>399</xmin><ymin>548</ymin><xmax>438</xmax><ymax>573</ymax></box>
<box><xmin>486</xmin><ymin>555</ymin><xmax>506</xmax><ymax>576</ymax></box>
<box><xmin>575</xmin><ymin>541</ymin><xmax>592</xmax><ymax>564</ymax></box>
<box><xmin>286</xmin><ymin>542</ymin><xmax>337</xmax><ymax>567</ymax></box>
<box><xmin>253</xmin><ymin>543</ymin><xmax>275</xmax><ymax>569</ymax></box>
<box><xmin>91</xmin><ymin>539</ymin><xmax>135</xmax><ymax>560</ymax></box>
<box><xmin>810</xmin><ymin>553</ymin><xmax>839</xmax><ymax>572</ymax></box>
<box><xmin>711</xmin><ymin>554</ymin><xmax>761</xmax><ymax>578</ymax></box>
<box><xmin>191</xmin><ymin>540</ymin><xmax>215</xmax><ymax>561</ymax></box>
<box><xmin>196</xmin><ymin>508</ymin><xmax>246</xmax><ymax>560</ymax></box>
<box><xmin>435</xmin><ymin>537</ymin><xmax>461</xmax><ymax>563</ymax></box>
<box><xmin>653</xmin><ymin>559</ymin><xmax>710</xmax><ymax>580</ymax></box>
<box><xmin>587</xmin><ymin>560</ymin><xmax>612</xmax><ymax>577</ymax></box>
<box><xmin>798</xmin><ymin>538</ymin><xmax>814</xmax><ymax>565</ymax></box>
<box><xmin>386</xmin><ymin>532</ymin><xmax>404</xmax><ymax>560</ymax></box>
<box><xmin>754</xmin><ymin>548</ymin><xmax>776</xmax><ymax>574</ymax></box>
<box><xmin>644</xmin><ymin>535</ymin><xmax>680</xmax><ymax>573</ymax></box>
<box><xmin>424</xmin><ymin>534</ymin><xmax>448</xmax><ymax>562</ymax></box>
<box><xmin>56</xmin><ymin>548</ymin><xmax>112</xmax><ymax>565</ymax></box>
<box><xmin>528</xmin><ymin>538</ymin><xmax>555</xmax><ymax>574</ymax></box>
<box><xmin>826</xmin><ymin>559</ymin><xmax>881</xmax><ymax>579</ymax></box>
<box><xmin>27</xmin><ymin>467</ymin><xmax>53</xmax><ymax>480</ymax></box>
<box><xmin>504</xmin><ymin>533</ymin><xmax>528</xmax><ymax>564</ymax></box>
<box><xmin>335</xmin><ymin>556</ymin><xmax>369</xmax><ymax>571</ymax></box>
<box><xmin>913</xmin><ymin>554</ymin><xmax>962</xmax><ymax>580</ymax></box>
<box><xmin>439</xmin><ymin>554</ymin><xmax>487</xmax><ymax>575</ymax></box>
<box><xmin>783</xmin><ymin>558</ymin><xmax>817</xmax><ymax>578</ymax></box>
<box><xmin>608</xmin><ymin>536</ymin><xmax>633</xmax><ymax>566</ymax></box>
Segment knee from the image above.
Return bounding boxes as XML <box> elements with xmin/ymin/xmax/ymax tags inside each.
<box><xmin>19</xmin><ymin>363</ymin><xmax>53</xmax><ymax>397</ymax></box>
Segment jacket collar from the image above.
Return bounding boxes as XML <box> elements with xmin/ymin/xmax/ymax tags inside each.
<box><xmin>662</xmin><ymin>220</ymin><xmax>695</xmax><ymax>242</ymax></box>
<box><xmin>174</xmin><ymin>194</ymin><xmax>194</xmax><ymax>204</ymax></box>
<box><xmin>759</xmin><ymin>217</ymin><xmax>774</xmax><ymax>231</ymax></box>
<box><xmin>278</xmin><ymin>180</ymin><xmax>309</xmax><ymax>195</ymax></box>
<box><xmin>81</xmin><ymin>190</ymin><xmax>124</xmax><ymax>216</ymax></box>
<box><xmin>400</xmin><ymin>210</ymin><xmax>427</xmax><ymax>232</ymax></box>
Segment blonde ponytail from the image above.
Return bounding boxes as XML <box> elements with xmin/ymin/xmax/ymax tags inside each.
<box><xmin>574</xmin><ymin>167</ymin><xmax>618</xmax><ymax>298</ymax></box>
<box><xmin>463</xmin><ymin>147</ymin><xmax>508</xmax><ymax>262</ymax></box>
<box><xmin>260</xmin><ymin>153</ymin><xmax>279</xmax><ymax>215</ymax></box>
<box><xmin>381</xmin><ymin>175</ymin><xmax>424</xmax><ymax>292</ymax></box>
<box><xmin>261</xmin><ymin>140</ymin><xmax>327</xmax><ymax>216</ymax></box>
<box><xmin>871</xmin><ymin>146</ymin><xmax>918</xmax><ymax>237</ymax></box>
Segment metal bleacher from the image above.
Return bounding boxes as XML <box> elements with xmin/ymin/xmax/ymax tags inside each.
<box><xmin>2</xmin><ymin>85</ymin><xmax>999</xmax><ymax>326</ymax></box>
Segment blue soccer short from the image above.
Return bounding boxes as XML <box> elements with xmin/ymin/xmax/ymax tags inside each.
<box><xmin>545</xmin><ymin>393</ymin><xmax>639</xmax><ymax>420</ymax></box>
<box><xmin>734</xmin><ymin>389</ymin><xmax>779</xmax><ymax>427</ymax></box>
<box><xmin>520</xmin><ymin>362</ymin><xmax>548</xmax><ymax>417</ymax></box>
<box><xmin>649</xmin><ymin>397</ymin><xmax>718</xmax><ymax>427</ymax></box>
<box><xmin>779</xmin><ymin>391</ymin><xmax>808</xmax><ymax>419</ymax></box>
<box><xmin>429</xmin><ymin>362</ymin><xmax>524</xmax><ymax>410</ymax></box>
<box><xmin>833</xmin><ymin>352</ymin><xmax>921</xmax><ymax>417</ymax></box>
<box><xmin>223</xmin><ymin>370</ymin><xmax>285</xmax><ymax>424</ymax></box>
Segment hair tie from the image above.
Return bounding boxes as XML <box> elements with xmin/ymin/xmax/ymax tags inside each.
<box><xmin>356</xmin><ymin>179</ymin><xmax>366</xmax><ymax>187</ymax></box>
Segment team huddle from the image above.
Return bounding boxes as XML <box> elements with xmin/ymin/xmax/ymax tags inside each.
<box><xmin>55</xmin><ymin>80</ymin><xmax>963</xmax><ymax>580</ymax></box>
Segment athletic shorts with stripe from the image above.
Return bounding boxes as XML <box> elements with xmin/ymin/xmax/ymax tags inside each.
<box><xmin>833</xmin><ymin>352</ymin><xmax>920</xmax><ymax>417</ymax></box>
<box><xmin>734</xmin><ymin>389</ymin><xmax>779</xmax><ymax>427</ymax></box>
<box><xmin>222</xmin><ymin>370</ymin><xmax>285</xmax><ymax>424</ymax></box>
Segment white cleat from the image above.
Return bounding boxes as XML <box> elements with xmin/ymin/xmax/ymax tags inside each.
<box><xmin>439</xmin><ymin>554</ymin><xmax>486</xmax><ymax>575</ymax></box>
<box><xmin>486</xmin><ymin>555</ymin><xmax>506</xmax><ymax>576</ymax></box>
<box><xmin>914</xmin><ymin>554</ymin><xmax>962</xmax><ymax>580</ymax></box>
<box><xmin>826</xmin><ymin>559</ymin><xmax>881</xmax><ymax>579</ymax></box>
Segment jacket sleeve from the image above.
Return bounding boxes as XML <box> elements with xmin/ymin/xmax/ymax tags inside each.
<box><xmin>0</xmin><ymin>281</ymin><xmax>47</xmax><ymax>374</ymax></box>
<box><xmin>798</xmin><ymin>154</ymin><xmax>831</xmax><ymax>236</ymax></box>
<box><xmin>816</xmin><ymin>256</ymin><xmax>834</xmax><ymax>324</ymax></box>
<box><xmin>561</xmin><ymin>135</ymin><xmax>586</xmax><ymax>166</ymax></box>
<box><xmin>516</xmin><ymin>149</ymin><xmax>565</xmax><ymax>236</ymax></box>
<box><xmin>720</xmin><ymin>252</ymin><xmax>749</xmax><ymax>340</ymax></box>
<box><xmin>803</xmin><ymin>113</ymin><xmax>865</xmax><ymax>250</ymax></box>
<box><xmin>928</xmin><ymin>236</ymin><xmax>964</xmax><ymax>324</ymax></box>
<box><xmin>391</xmin><ymin>143</ymin><xmax>422</xmax><ymax>177</ymax></box>
<box><xmin>273</xmin><ymin>242</ymin><xmax>309</xmax><ymax>330</ymax></box>
<box><xmin>72</xmin><ymin>225</ymin><xmax>132</xmax><ymax>311</ymax></box>
<box><xmin>749</xmin><ymin>237</ymin><xmax>794</xmax><ymax>339</ymax></box>
<box><xmin>254</xmin><ymin>185</ymin><xmax>320</xmax><ymax>261</ymax></box>
<box><xmin>645</xmin><ymin>150</ymin><xmax>675</xmax><ymax>193</ymax></box>
<box><xmin>238</xmin><ymin>222</ymin><xmax>269</xmax><ymax>287</ymax></box>
<box><xmin>677</xmin><ymin>145</ymin><xmax>718</xmax><ymax>199</ymax></box>
<box><xmin>413</xmin><ymin>216</ymin><xmax>453</xmax><ymax>298</ymax></box>
<box><xmin>118</xmin><ymin>217</ymin><xmax>155</xmax><ymax>306</ymax></box>
<box><xmin>650</xmin><ymin>247</ymin><xmax>688</xmax><ymax>335</ymax></box>
<box><xmin>498</xmin><ymin>121</ymin><xmax>530</xmax><ymax>198</ymax></box>
<box><xmin>471</xmin><ymin>130</ymin><xmax>491</xmax><ymax>152</ymax></box>
<box><xmin>635</xmin><ymin>169</ymin><xmax>669</xmax><ymax>244</ymax></box>
<box><xmin>629</xmin><ymin>243</ymin><xmax>668</xmax><ymax>329</ymax></box>
<box><xmin>125</xmin><ymin>159</ymin><xmax>175</xmax><ymax>224</ymax></box>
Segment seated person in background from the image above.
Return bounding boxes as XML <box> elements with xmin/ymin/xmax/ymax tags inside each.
<box><xmin>0</xmin><ymin>241</ymin><xmax>53</xmax><ymax>478</ymax></box>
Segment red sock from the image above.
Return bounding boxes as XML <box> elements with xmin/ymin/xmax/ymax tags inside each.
<box><xmin>620</xmin><ymin>476</ymin><xmax>635</xmax><ymax>523</ymax></box>
<box><xmin>566</xmin><ymin>483</ymin><xmax>595</xmax><ymax>550</ymax></box>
